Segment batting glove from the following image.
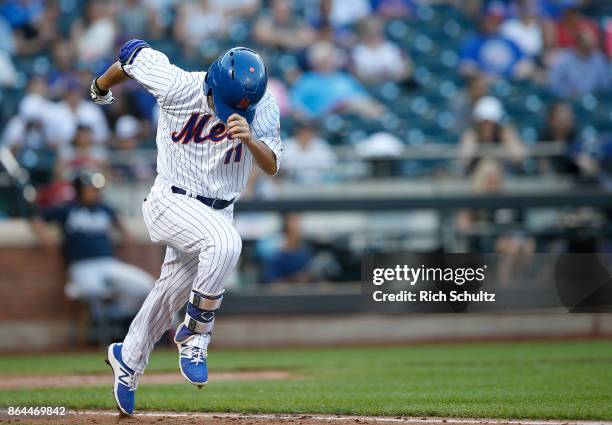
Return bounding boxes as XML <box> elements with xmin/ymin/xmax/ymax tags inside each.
<box><xmin>90</xmin><ymin>78</ymin><xmax>114</xmax><ymax>105</ymax></box>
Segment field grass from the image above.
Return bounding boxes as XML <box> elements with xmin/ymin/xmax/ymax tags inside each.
<box><xmin>0</xmin><ymin>340</ymin><xmax>611</xmax><ymax>419</ymax></box>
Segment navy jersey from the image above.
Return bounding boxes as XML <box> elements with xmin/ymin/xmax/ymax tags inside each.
<box><xmin>40</xmin><ymin>202</ymin><xmax>118</xmax><ymax>263</ymax></box>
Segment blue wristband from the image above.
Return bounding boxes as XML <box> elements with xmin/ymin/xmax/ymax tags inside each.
<box><xmin>118</xmin><ymin>39</ymin><xmax>150</xmax><ymax>65</ymax></box>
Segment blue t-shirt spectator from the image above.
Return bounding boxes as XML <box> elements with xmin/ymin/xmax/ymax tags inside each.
<box><xmin>370</xmin><ymin>0</ymin><xmax>416</xmax><ymax>18</ymax></box>
<box><xmin>263</xmin><ymin>245</ymin><xmax>312</xmax><ymax>283</ymax></box>
<box><xmin>0</xmin><ymin>0</ymin><xmax>43</xmax><ymax>28</ymax></box>
<box><xmin>291</xmin><ymin>71</ymin><xmax>368</xmax><ymax>117</ymax></box>
<box><xmin>40</xmin><ymin>202</ymin><xmax>118</xmax><ymax>264</ymax></box>
<box><xmin>459</xmin><ymin>33</ymin><xmax>525</xmax><ymax>78</ymax></box>
<box><xmin>548</xmin><ymin>48</ymin><xmax>610</xmax><ymax>99</ymax></box>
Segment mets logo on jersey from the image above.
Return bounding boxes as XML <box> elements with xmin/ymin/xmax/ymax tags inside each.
<box><xmin>171</xmin><ymin>113</ymin><xmax>227</xmax><ymax>144</ymax></box>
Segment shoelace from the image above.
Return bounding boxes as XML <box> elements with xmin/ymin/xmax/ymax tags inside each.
<box><xmin>180</xmin><ymin>334</ymin><xmax>209</xmax><ymax>365</ymax></box>
<box><xmin>121</xmin><ymin>367</ymin><xmax>138</xmax><ymax>392</ymax></box>
<box><xmin>189</xmin><ymin>347</ymin><xmax>206</xmax><ymax>365</ymax></box>
<box><xmin>128</xmin><ymin>374</ymin><xmax>138</xmax><ymax>391</ymax></box>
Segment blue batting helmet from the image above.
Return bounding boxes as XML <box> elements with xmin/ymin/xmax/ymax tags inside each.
<box><xmin>204</xmin><ymin>47</ymin><xmax>267</xmax><ymax>124</ymax></box>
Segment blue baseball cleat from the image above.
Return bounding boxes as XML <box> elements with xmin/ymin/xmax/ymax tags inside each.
<box><xmin>105</xmin><ymin>343</ymin><xmax>138</xmax><ymax>416</ymax></box>
<box><xmin>174</xmin><ymin>323</ymin><xmax>210</xmax><ymax>388</ymax></box>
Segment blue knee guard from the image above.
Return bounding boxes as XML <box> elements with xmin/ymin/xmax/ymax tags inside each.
<box><xmin>175</xmin><ymin>290</ymin><xmax>223</xmax><ymax>343</ymax></box>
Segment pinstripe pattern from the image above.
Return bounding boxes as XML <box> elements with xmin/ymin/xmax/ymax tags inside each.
<box><xmin>120</xmin><ymin>47</ymin><xmax>280</xmax><ymax>374</ymax></box>
<box><xmin>123</xmin><ymin>178</ymin><xmax>241</xmax><ymax>373</ymax></box>
<box><xmin>122</xmin><ymin>48</ymin><xmax>282</xmax><ymax>200</ymax></box>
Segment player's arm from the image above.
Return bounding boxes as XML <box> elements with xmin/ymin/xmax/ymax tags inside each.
<box><xmin>227</xmin><ymin>110</ymin><xmax>281</xmax><ymax>175</ymax></box>
<box><xmin>228</xmin><ymin>98</ymin><xmax>283</xmax><ymax>176</ymax></box>
<box><xmin>91</xmin><ymin>39</ymin><xmax>179</xmax><ymax>106</ymax></box>
<box><xmin>228</xmin><ymin>113</ymin><xmax>278</xmax><ymax>175</ymax></box>
<box><xmin>92</xmin><ymin>62</ymin><xmax>130</xmax><ymax>103</ymax></box>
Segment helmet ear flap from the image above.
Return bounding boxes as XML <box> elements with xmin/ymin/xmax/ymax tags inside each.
<box><xmin>205</xmin><ymin>60</ymin><xmax>220</xmax><ymax>96</ymax></box>
<box><xmin>204</xmin><ymin>72</ymin><xmax>213</xmax><ymax>96</ymax></box>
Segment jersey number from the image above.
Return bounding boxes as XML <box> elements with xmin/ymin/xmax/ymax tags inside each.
<box><xmin>223</xmin><ymin>143</ymin><xmax>243</xmax><ymax>164</ymax></box>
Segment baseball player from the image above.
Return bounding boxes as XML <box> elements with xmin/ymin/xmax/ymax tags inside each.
<box><xmin>90</xmin><ymin>40</ymin><xmax>281</xmax><ymax>416</ymax></box>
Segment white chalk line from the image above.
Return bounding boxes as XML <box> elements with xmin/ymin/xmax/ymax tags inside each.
<box><xmin>71</xmin><ymin>410</ymin><xmax>612</xmax><ymax>425</ymax></box>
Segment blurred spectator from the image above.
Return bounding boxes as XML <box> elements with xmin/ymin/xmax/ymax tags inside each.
<box><xmin>548</xmin><ymin>31</ymin><xmax>610</xmax><ymax>99</ymax></box>
<box><xmin>355</xmin><ymin>131</ymin><xmax>404</xmax><ymax>159</ymax></box>
<box><xmin>305</xmin><ymin>0</ymin><xmax>371</xmax><ymax>29</ymax></box>
<box><xmin>554</xmin><ymin>4</ymin><xmax>599</xmax><ymax>50</ymax></box>
<box><xmin>0</xmin><ymin>16</ymin><xmax>15</xmax><ymax>53</ymax></box>
<box><xmin>60</xmin><ymin>124</ymin><xmax>109</xmax><ymax>176</ymax></box>
<box><xmin>457</xmin><ymin>96</ymin><xmax>526</xmax><ymax>173</ymax></box>
<box><xmin>351</xmin><ymin>17</ymin><xmax>412</xmax><ymax>84</ymax></box>
<box><xmin>114</xmin><ymin>115</ymin><xmax>143</xmax><ymax>150</ymax></box>
<box><xmin>209</xmin><ymin>0</ymin><xmax>259</xmax><ymax>19</ymax></box>
<box><xmin>48</xmin><ymin>41</ymin><xmax>79</xmax><ymax>98</ymax></box>
<box><xmin>0</xmin><ymin>16</ymin><xmax>17</xmax><ymax>87</ymax></box>
<box><xmin>283</xmin><ymin>121</ymin><xmax>337</xmax><ymax>184</ymax></box>
<box><xmin>456</xmin><ymin>158</ymin><xmax>534</xmax><ymax>284</ymax></box>
<box><xmin>0</xmin><ymin>50</ymin><xmax>17</xmax><ymax>87</ymax></box>
<box><xmin>538</xmin><ymin>101</ymin><xmax>580</xmax><ymax>174</ymax></box>
<box><xmin>118</xmin><ymin>0</ymin><xmax>150</xmax><ymax>38</ymax></box>
<box><xmin>450</xmin><ymin>74</ymin><xmax>490</xmax><ymax>135</ymax></box>
<box><xmin>253</xmin><ymin>0</ymin><xmax>317</xmax><ymax>51</ymax></box>
<box><xmin>500</xmin><ymin>0</ymin><xmax>544</xmax><ymax>58</ymax></box>
<box><xmin>539</xmin><ymin>101</ymin><xmax>577</xmax><ymax>143</ymax></box>
<box><xmin>71</xmin><ymin>0</ymin><xmax>117</xmax><ymax>64</ymax></box>
<box><xmin>326</xmin><ymin>0</ymin><xmax>371</xmax><ymax>28</ymax></box>
<box><xmin>263</xmin><ymin>214</ymin><xmax>313</xmax><ymax>284</ymax></box>
<box><xmin>52</xmin><ymin>79</ymin><xmax>110</xmax><ymax>149</ymax></box>
<box><xmin>30</xmin><ymin>172</ymin><xmax>154</xmax><ymax>319</ymax></box>
<box><xmin>355</xmin><ymin>132</ymin><xmax>404</xmax><ymax>177</ymax></box>
<box><xmin>459</xmin><ymin>3</ymin><xmax>533</xmax><ymax>79</ymax></box>
<box><xmin>291</xmin><ymin>41</ymin><xmax>385</xmax><ymax>118</ymax></box>
<box><xmin>1</xmin><ymin>78</ymin><xmax>57</xmax><ymax>163</ymax></box>
<box><xmin>304</xmin><ymin>0</ymin><xmax>365</xmax><ymax>45</ymax></box>
<box><xmin>0</xmin><ymin>0</ymin><xmax>44</xmax><ymax>29</ymax></box>
<box><xmin>141</xmin><ymin>0</ymin><xmax>177</xmax><ymax>37</ymax></box>
<box><xmin>36</xmin><ymin>169</ymin><xmax>75</xmax><ymax>208</ymax></box>
<box><xmin>572</xmin><ymin>133</ymin><xmax>612</xmax><ymax>185</ymax></box>
<box><xmin>371</xmin><ymin>0</ymin><xmax>416</xmax><ymax>19</ymax></box>
<box><xmin>267</xmin><ymin>78</ymin><xmax>292</xmax><ymax>117</ymax></box>
<box><xmin>244</xmin><ymin>167</ymin><xmax>283</xmax><ymax>200</ymax></box>
<box><xmin>2</xmin><ymin>0</ymin><xmax>58</xmax><ymax>55</ymax></box>
<box><xmin>111</xmin><ymin>115</ymin><xmax>155</xmax><ymax>181</ymax></box>
<box><xmin>174</xmin><ymin>0</ymin><xmax>228</xmax><ymax>49</ymax></box>
<box><xmin>605</xmin><ymin>17</ymin><xmax>612</xmax><ymax>58</ymax></box>
<box><xmin>2</xmin><ymin>114</ymin><xmax>55</xmax><ymax>176</ymax></box>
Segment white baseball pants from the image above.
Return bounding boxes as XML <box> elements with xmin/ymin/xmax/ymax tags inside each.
<box><xmin>122</xmin><ymin>177</ymin><xmax>242</xmax><ymax>374</ymax></box>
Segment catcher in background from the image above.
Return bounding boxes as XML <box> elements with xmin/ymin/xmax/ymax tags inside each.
<box><xmin>30</xmin><ymin>172</ymin><xmax>154</xmax><ymax>318</ymax></box>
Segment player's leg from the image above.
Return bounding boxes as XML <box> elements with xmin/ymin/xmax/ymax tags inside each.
<box><xmin>106</xmin><ymin>246</ymin><xmax>196</xmax><ymax>415</ymax></box>
<box><xmin>121</xmin><ymin>246</ymin><xmax>197</xmax><ymax>374</ymax></box>
<box><xmin>116</xmin><ymin>187</ymin><xmax>214</xmax><ymax>377</ymax></box>
<box><xmin>126</xmin><ymin>184</ymin><xmax>241</xmax><ymax>385</ymax></box>
<box><xmin>173</xmin><ymin>202</ymin><xmax>242</xmax><ymax>386</ymax></box>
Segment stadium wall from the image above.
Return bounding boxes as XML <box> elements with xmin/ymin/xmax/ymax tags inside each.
<box><xmin>0</xmin><ymin>220</ymin><xmax>611</xmax><ymax>352</ymax></box>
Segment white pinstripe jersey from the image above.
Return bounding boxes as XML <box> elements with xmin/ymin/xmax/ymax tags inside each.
<box><xmin>123</xmin><ymin>48</ymin><xmax>282</xmax><ymax>201</ymax></box>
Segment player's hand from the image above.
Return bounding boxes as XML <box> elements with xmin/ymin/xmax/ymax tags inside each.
<box><xmin>90</xmin><ymin>78</ymin><xmax>115</xmax><ymax>105</ymax></box>
<box><xmin>227</xmin><ymin>114</ymin><xmax>253</xmax><ymax>144</ymax></box>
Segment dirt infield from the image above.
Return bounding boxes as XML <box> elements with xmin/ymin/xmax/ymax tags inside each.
<box><xmin>0</xmin><ymin>370</ymin><xmax>291</xmax><ymax>390</ymax></box>
<box><xmin>3</xmin><ymin>411</ymin><xmax>612</xmax><ymax>425</ymax></box>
